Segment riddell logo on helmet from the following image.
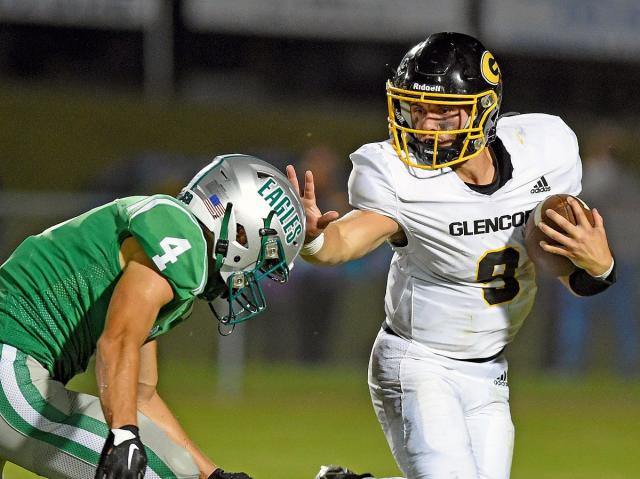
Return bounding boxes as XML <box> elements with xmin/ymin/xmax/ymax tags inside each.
<box><xmin>411</xmin><ymin>83</ymin><xmax>444</xmax><ymax>92</ymax></box>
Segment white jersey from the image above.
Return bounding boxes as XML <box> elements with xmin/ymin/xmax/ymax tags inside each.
<box><xmin>348</xmin><ymin>113</ymin><xmax>582</xmax><ymax>359</ymax></box>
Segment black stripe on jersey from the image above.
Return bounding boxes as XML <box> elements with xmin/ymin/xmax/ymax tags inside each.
<box><xmin>465</xmin><ymin>137</ymin><xmax>513</xmax><ymax>195</ymax></box>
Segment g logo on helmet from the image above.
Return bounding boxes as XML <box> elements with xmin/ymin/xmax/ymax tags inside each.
<box><xmin>481</xmin><ymin>51</ymin><xmax>500</xmax><ymax>85</ymax></box>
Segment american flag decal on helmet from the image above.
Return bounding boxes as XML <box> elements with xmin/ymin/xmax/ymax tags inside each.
<box><xmin>206</xmin><ymin>194</ymin><xmax>227</xmax><ymax>218</ymax></box>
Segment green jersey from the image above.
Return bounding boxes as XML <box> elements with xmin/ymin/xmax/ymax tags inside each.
<box><xmin>0</xmin><ymin>195</ymin><xmax>208</xmax><ymax>383</ymax></box>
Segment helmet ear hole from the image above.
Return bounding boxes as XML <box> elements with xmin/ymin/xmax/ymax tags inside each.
<box><xmin>256</xmin><ymin>171</ymin><xmax>274</xmax><ymax>180</ymax></box>
<box><xmin>236</xmin><ymin>224</ymin><xmax>248</xmax><ymax>247</ymax></box>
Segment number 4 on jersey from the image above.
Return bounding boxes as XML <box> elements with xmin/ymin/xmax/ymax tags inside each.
<box><xmin>152</xmin><ymin>237</ymin><xmax>192</xmax><ymax>271</ymax></box>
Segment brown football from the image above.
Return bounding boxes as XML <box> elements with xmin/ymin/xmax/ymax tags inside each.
<box><xmin>524</xmin><ymin>194</ymin><xmax>595</xmax><ymax>277</ymax></box>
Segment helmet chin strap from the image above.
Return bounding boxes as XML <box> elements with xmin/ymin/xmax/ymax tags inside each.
<box><xmin>204</xmin><ymin>201</ymin><xmax>237</xmax><ymax>335</ymax></box>
<box><xmin>214</xmin><ymin>202</ymin><xmax>233</xmax><ymax>273</ymax></box>
<box><xmin>197</xmin><ymin>202</ymin><xmax>233</xmax><ymax>303</ymax></box>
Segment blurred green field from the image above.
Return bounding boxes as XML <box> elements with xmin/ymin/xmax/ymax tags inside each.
<box><xmin>3</xmin><ymin>363</ymin><xmax>639</xmax><ymax>479</ymax></box>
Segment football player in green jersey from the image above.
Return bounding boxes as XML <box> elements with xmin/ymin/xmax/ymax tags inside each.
<box><xmin>0</xmin><ymin>154</ymin><xmax>305</xmax><ymax>479</ymax></box>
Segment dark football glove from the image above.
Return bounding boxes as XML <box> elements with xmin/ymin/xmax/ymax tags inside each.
<box><xmin>315</xmin><ymin>465</ymin><xmax>374</xmax><ymax>479</ymax></box>
<box><xmin>95</xmin><ymin>425</ymin><xmax>148</xmax><ymax>479</ymax></box>
<box><xmin>209</xmin><ymin>468</ymin><xmax>253</xmax><ymax>479</ymax></box>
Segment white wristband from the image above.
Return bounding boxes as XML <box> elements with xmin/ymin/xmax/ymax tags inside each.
<box><xmin>300</xmin><ymin>233</ymin><xmax>325</xmax><ymax>256</ymax></box>
<box><xmin>589</xmin><ymin>258</ymin><xmax>615</xmax><ymax>280</ymax></box>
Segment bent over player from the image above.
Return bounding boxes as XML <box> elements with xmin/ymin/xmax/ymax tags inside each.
<box><xmin>0</xmin><ymin>154</ymin><xmax>305</xmax><ymax>479</ymax></box>
<box><xmin>288</xmin><ymin>33</ymin><xmax>615</xmax><ymax>479</ymax></box>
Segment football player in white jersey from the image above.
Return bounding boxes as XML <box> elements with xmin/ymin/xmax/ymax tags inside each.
<box><xmin>288</xmin><ymin>32</ymin><xmax>616</xmax><ymax>479</ymax></box>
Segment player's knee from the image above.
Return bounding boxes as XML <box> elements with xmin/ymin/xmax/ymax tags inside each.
<box><xmin>151</xmin><ymin>444</ymin><xmax>199</xmax><ymax>479</ymax></box>
<box><xmin>166</xmin><ymin>449</ymin><xmax>199</xmax><ymax>479</ymax></box>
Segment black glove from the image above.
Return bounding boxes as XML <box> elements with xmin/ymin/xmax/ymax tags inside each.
<box><xmin>315</xmin><ymin>465</ymin><xmax>374</xmax><ymax>479</ymax></box>
<box><xmin>95</xmin><ymin>425</ymin><xmax>148</xmax><ymax>479</ymax></box>
<box><xmin>209</xmin><ymin>468</ymin><xmax>253</xmax><ymax>479</ymax></box>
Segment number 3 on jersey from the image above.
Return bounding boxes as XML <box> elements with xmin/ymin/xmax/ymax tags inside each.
<box><xmin>152</xmin><ymin>237</ymin><xmax>192</xmax><ymax>271</ymax></box>
<box><xmin>476</xmin><ymin>246</ymin><xmax>520</xmax><ymax>305</ymax></box>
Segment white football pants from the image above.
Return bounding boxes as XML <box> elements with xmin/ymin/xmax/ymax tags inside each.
<box><xmin>368</xmin><ymin>328</ymin><xmax>514</xmax><ymax>479</ymax></box>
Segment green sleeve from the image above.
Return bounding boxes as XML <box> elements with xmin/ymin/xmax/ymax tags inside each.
<box><xmin>126</xmin><ymin>195</ymin><xmax>208</xmax><ymax>301</ymax></box>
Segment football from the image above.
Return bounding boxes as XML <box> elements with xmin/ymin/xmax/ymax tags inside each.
<box><xmin>524</xmin><ymin>194</ymin><xmax>595</xmax><ymax>276</ymax></box>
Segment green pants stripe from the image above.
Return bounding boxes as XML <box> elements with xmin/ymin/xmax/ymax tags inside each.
<box><xmin>0</xmin><ymin>344</ymin><xmax>180</xmax><ymax>478</ymax></box>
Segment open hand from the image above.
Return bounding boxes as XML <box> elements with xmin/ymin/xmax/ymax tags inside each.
<box><xmin>286</xmin><ymin>165</ymin><xmax>340</xmax><ymax>242</ymax></box>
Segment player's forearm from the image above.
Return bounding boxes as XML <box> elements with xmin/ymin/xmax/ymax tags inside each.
<box><xmin>302</xmin><ymin>222</ymin><xmax>375</xmax><ymax>265</ymax></box>
<box><xmin>302</xmin><ymin>211</ymin><xmax>396</xmax><ymax>265</ymax></box>
<box><xmin>95</xmin><ymin>335</ymin><xmax>141</xmax><ymax>428</ymax></box>
<box><xmin>137</xmin><ymin>390</ymin><xmax>216</xmax><ymax>478</ymax></box>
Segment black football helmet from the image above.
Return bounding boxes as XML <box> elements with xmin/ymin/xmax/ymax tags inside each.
<box><xmin>387</xmin><ymin>32</ymin><xmax>502</xmax><ymax>169</ymax></box>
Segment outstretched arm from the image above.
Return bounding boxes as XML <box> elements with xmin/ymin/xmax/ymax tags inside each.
<box><xmin>287</xmin><ymin>165</ymin><xmax>401</xmax><ymax>265</ymax></box>
<box><xmin>303</xmin><ymin>209</ymin><xmax>401</xmax><ymax>265</ymax></box>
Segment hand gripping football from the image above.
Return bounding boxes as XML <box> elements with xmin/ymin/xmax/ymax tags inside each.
<box><xmin>524</xmin><ymin>194</ymin><xmax>595</xmax><ymax>277</ymax></box>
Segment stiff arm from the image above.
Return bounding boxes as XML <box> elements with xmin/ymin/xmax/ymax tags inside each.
<box><xmin>286</xmin><ymin>164</ymin><xmax>402</xmax><ymax>265</ymax></box>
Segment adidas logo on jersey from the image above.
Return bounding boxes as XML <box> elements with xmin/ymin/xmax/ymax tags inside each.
<box><xmin>494</xmin><ymin>371</ymin><xmax>508</xmax><ymax>387</ymax></box>
<box><xmin>530</xmin><ymin>176</ymin><xmax>551</xmax><ymax>194</ymax></box>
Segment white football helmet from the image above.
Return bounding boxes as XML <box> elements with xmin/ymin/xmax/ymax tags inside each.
<box><xmin>178</xmin><ymin>154</ymin><xmax>305</xmax><ymax>328</ymax></box>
